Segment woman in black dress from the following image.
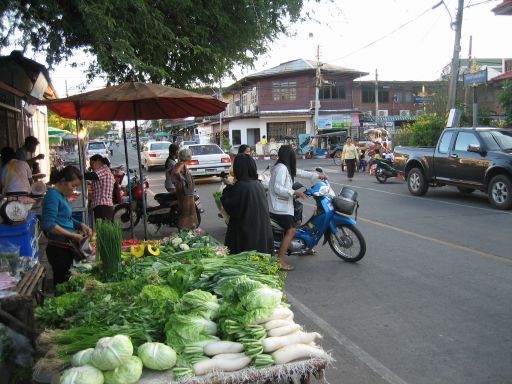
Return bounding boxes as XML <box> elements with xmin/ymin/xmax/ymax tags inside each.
<box><xmin>221</xmin><ymin>154</ymin><xmax>273</xmax><ymax>255</ymax></box>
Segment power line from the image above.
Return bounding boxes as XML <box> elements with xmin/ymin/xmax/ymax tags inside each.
<box><xmin>327</xmin><ymin>3</ymin><xmax>437</xmax><ymax>62</ymax></box>
<box><xmin>465</xmin><ymin>0</ymin><xmax>499</xmax><ymax>8</ymax></box>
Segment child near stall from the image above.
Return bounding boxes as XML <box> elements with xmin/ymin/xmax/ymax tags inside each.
<box><xmin>359</xmin><ymin>149</ymin><xmax>367</xmax><ymax>172</ymax></box>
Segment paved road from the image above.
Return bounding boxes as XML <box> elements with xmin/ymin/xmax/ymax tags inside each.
<box><xmin>112</xmin><ymin>143</ymin><xmax>512</xmax><ymax>384</ymax></box>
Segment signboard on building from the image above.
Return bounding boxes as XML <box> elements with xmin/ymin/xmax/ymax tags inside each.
<box><xmin>414</xmin><ymin>96</ymin><xmax>433</xmax><ymax>103</ymax></box>
<box><xmin>318</xmin><ymin>117</ymin><xmax>332</xmax><ymax>129</ymax></box>
<box><xmin>463</xmin><ymin>69</ymin><xmax>487</xmax><ymax>86</ymax></box>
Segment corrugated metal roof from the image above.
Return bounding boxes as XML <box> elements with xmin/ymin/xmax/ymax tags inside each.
<box><xmin>245</xmin><ymin>58</ymin><xmax>367</xmax><ymax>79</ymax></box>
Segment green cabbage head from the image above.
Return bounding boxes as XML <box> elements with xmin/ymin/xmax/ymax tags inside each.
<box><xmin>103</xmin><ymin>356</ymin><xmax>143</xmax><ymax>384</ymax></box>
<box><xmin>60</xmin><ymin>365</ymin><xmax>104</xmax><ymax>384</ymax></box>
<box><xmin>71</xmin><ymin>348</ymin><xmax>94</xmax><ymax>367</ymax></box>
<box><xmin>91</xmin><ymin>335</ymin><xmax>133</xmax><ymax>371</ymax></box>
<box><xmin>138</xmin><ymin>342</ymin><xmax>177</xmax><ymax>370</ymax></box>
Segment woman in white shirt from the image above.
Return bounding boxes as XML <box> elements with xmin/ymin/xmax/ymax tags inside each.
<box><xmin>268</xmin><ymin>145</ymin><xmax>326</xmax><ymax>271</ymax></box>
<box><xmin>341</xmin><ymin>137</ymin><xmax>359</xmax><ymax>181</ymax></box>
<box><xmin>1</xmin><ymin>147</ymin><xmax>32</xmax><ymax>195</ymax></box>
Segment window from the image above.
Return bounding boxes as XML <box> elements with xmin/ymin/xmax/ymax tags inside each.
<box><xmin>87</xmin><ymin>142</ymin><xmax>106</xmax><ymax>150</ymax></box>
<box><xmin>267</xmin><ymin>121</ymin><xmax>306</xmax><ymax>141</ymax></box>
<box><xmin>490</xmin><ymin>130</ymin><xmax>512</xmax><ymax>151</ymax></box>
<box><xmin>362</xmin><ymin>87</ymin><xmax>389</xmax><ymax>103</ymax></box>
<box><xmin>394</xmin><ymin>92</ymin><xmax>403</xmax><ymax>103</ymax></box>
<box><xmin>232</xmin><ymin>130</ymin><xmax>241</xmax><ymax>146</ymax></box>
<box><xmin>437</xmin><ymin>132</ymin><xmax>453</xmax><ymax>154</ymax></box>
<box><xmin>404</xmin><ymin>91</ymin><xmax>413</xmax><ymax>103</ymax></box>
<box><xmin>150</xmin><ymin>143</ymin><xmax>170</xmax><ymax>151</ymax></box>
<box><xmin>454</xmin><ymin>132</ymin><xmax>479</xmax><ymax>151</ymax></box>
<box><xmin>189</xmin><ymin>145</ymin><xmax>224</xmax><ymax>156</ymax></box>
<box><xmin>320</xmin><ymin>84</ymin><xmax>346</xmax><ymax>99</ymax></box>
<box><xmin>272</xmin><ymin>81</ymin><xmax>297</xmax><ymax>101</ymax></box>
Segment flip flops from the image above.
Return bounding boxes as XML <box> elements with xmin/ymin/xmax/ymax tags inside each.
<box><xmin>279</xmin><ymin>264</ymin><xmax>295</xmax><ymax>271</ymax></box>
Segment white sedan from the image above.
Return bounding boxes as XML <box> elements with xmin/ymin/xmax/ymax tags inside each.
<box><xmin>141</xmin><ymin>141</ymin><xmax>171</xmax><ymax>171</ymax></box>
<box><xmin>185</xmin><ymin>144</ymin><xmax>231</xmax><ymax>177</ymax></box>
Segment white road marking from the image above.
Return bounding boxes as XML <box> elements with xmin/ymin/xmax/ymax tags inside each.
<box><xmin>286</xmin><ymin>292</ymin><xmax>410</xmax><ymax>384</ymax></box>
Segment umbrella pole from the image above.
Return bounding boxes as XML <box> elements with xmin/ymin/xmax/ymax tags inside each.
<box><xmin>133</xmin><ymin>118</ymin><xmax>148</xmax><ymax>240</ymax></box>
<box><xmin>122</xmin><ymin>121</ymin><xmax>135</xmax><ymax>239</ymax></box>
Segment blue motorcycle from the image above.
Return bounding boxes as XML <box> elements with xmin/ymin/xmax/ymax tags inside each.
<box><xmin>271</xmin><ymin>176</ymin><xmax>366</xmax><ymax>262</ymax></box>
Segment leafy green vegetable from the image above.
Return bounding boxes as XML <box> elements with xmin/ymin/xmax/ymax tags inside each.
<box><xmin>91</xmin><ymin>335</ymin><xmax>133</xmax><ymax>371</ymax></box>
<box><xmin>71</xmin><ymin>348</ymin><xmax>94</xmax><ymax>367</ymax></box>
<box><xmin>103</xmin><ymin>356</ymin><xmax>142</xmax><ymax>384</ymax></box>
<box><xmin>60</xmin><ymin>365</ymin><xmax>104</xmax><ymax>384</ymax></box>
<box><xmin>96</xmin><ymin>219</ymin><xmax>122</xmax><ymax>276</ymax></box>
<box><xmin>137</xmin><ymin>342</ymin><xmax>177</xmax><ymax>371</ymax></box>
<box><xmin>174</xmin><ymin>290</ymin><xmax>219</xmax><ymax>319</ymax></box>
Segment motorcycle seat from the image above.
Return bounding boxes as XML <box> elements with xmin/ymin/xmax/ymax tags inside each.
<box><xmin>154</xmin><ymin>192</ymin><xmax>177</xmax><ymax>202</ymax></box>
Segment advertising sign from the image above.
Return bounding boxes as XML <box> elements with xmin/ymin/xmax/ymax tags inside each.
<box><xmin>318</xmin><ymin>117</ymin><xmax>332</xmax><ymax>129</ymax></box>
<box><xmin>332</xmin><ymin>114</ymin><xmax>353</xmax><ymax>129</ymax></box>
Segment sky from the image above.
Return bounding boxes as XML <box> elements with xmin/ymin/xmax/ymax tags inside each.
<box><xmin>9</xmin><ymin>0</ymin><xmax>511</xmax><ymax>97</ymax></box>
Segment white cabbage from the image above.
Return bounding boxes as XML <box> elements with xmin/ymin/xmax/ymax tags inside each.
<box><xmin>71</xmin><ymin>348</ymin><xmax>94</xmax><ymax>367</ymax></box>
<box><xmin>91</xmin><ymin>335</ymin><xmax>133</xmax><ymax>371</ymax></box>
<box><xmin>60</xmin><ymin>365</ymin><xmax>104</xmax><ymax>384</ymax></box>
<box><xmin>103</xmin><ymin>356</ymin><xmax>143</xmax><ymax>384</ymax></box>
<box><xmin>138</xmin><ymin>342</ymin><xmax>177</xmax><ymax>370</ymax></box>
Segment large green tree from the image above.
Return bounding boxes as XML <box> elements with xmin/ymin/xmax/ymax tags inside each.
<box><xmin>1</xmin><ymin>0</ymin><xmax>306</xmax><ymax>87</ymax></box>
<box><xmin>497</xmin><ymin>80</ymin><xmax>512</xmax><ymax>127</ymax></box>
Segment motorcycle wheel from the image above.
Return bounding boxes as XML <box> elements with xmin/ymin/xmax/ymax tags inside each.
<box><xmin>113</xmin><ymin>203</ymin><xmax>140</xmax><ymax>231</ymax></box>
<box><xmin>328</xmin><ymin>224</ymin><xmax>366</xmax><ymax>262</ymax></box>
<box><xmin>375</xmin><ymin>167</ymin><xmax>388</xmax><ymax>183</ymax></box>
<box><xmin>333</xmin><ymin>151</ymin><xmax>342</xmax><ymax>166</ymax></box>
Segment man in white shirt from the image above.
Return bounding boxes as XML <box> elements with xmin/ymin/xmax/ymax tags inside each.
<box><xmin>16</xmin><ymin>136</ymin><xmax>44</xmax><ymax>169</ymax></box>
<box><xmin>1</xmin><ymin>147</ymin><xmax>33</xmax><ymax>195</ymax></box>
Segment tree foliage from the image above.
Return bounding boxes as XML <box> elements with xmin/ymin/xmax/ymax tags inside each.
<box><xmin>397</xmin><ymin>114</ymin><xmax>445</xmax><ymax>146</ymax></box>
<box><xmin>1</xmin><ymin>0</ymin><xmax>306</xmax><ymax>88</ymax></box>
<box><xmin>497</xmin><ymin>80</ymin><xmax>512</xmax><ymax>127</ymax></box>
<box><xmin>48</xmin><ymin>110</ymin><xmax>76</xmax><ymax>132</ymax></box>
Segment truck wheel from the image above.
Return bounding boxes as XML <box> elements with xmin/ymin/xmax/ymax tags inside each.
<box><xmin>488</xmin><ymin>175</ymin><xmax>512</xmax><ymax>210</ymax></box>
<box><xmin>457</xmin><ymin>187</ymin><xmax>475</xmax><ymax>194</ymax></box>
<box><xmin>407</xmin><ymin>167</ymin><xmax>428</xmax><ymax>196</ymax></box>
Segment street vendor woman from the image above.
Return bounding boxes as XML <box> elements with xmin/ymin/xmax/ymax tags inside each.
<box><xmin>0</xmin><ymin>146</ymin><xmax>32</xmax><ymax>195</ymax></box>
<box><xmin>41</xmin><ymin>166</ymin><xmax>93</xmax><ymax>288</ymax></box>
<box><xmin>85</xmin><ymin>154</ymin><xmax>115</xmax><ymax>222</ymax></box>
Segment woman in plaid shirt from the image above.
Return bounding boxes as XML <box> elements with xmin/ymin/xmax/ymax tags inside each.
<box><xmin>86</xmin><ymin>154</ymin><xmax>115</xmax><ymax>222</ymax></box>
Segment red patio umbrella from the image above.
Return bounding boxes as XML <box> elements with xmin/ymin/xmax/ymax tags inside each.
<box><xmin>43</xmin><ymin>82</ymin><xmax>226</xmax><ymax>239</ymax></box>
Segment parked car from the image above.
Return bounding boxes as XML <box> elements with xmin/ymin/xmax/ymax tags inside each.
<box><xmin>86</xmin><ymin>140</ymin><xmax>110</xmax><ymax>159</ymax></box>
<box><xmin>141</xmin><ymin>141</ymin><xmax>172</xmax><ymax>171</ymax></box>
<box><xmin>185</xmin><ymin>144</ymin><xmax>231</xmax><ymax>178</ymax></box>
<box><xmin>394</xmin><ymin>127</ymin><xmax>512</xmax><ymax>210</ymax></box>
<box><xmin>181</xmin><ymin>140</ymin><xmax>198</xmax><ymax>147</ymax></box>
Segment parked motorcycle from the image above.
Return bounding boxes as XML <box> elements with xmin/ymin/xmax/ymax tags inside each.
<box><xmin>374</xmin><ymin>158</ymin><xmax>402</xmax><ymax>183</ymax></box>
<box><xmin>271</xmin><ymin>169</ymin><xmax>366</xmax><ymax>262</ymax></box>
<box><xmin>113</xmin><ymin>169</ymin><xmax>202</xmax><ymax>232</ymax></box>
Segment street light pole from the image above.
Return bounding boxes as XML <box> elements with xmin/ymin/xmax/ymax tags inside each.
<box><xmin>375</xmin><ymin>69</ymin><xmax>379</xmax><ymax>124</ymax></box>
<box><xmin>446</xmin><ymin>0</ymin><xmax>464</xmax><ymax>112</ymax></box>
<box><xmin>314</xmin><ymin>44</ymin><xmax>321</xmax><ymax>135</ymax></box>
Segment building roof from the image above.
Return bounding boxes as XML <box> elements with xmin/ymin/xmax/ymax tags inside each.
<box><xmin>491</xmin><ymin>71</ymin><xmax>512</xmax><ymax>82</ymax></box>
<box><xmin>243</xmin><ymin>58</ymin><xmax>368</xmax><ymax>80</ymax></box>
<box><xmin>492</xmin><ymin>0</ymin><xmax>512</xmax><ymax>15</ymax></box>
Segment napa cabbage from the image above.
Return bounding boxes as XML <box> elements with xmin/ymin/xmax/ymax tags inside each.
<box><xmin>60</xmin><ymin>365</ymin><xmax>104</xmax><ymax>384</ymax></box>
<box><xmin>91</xmin><ymin>335</ymin><xmax>133</xmax><ymax>371</ymax></box>
<box><xmin>103</xmin><ymin>356</ymin><xmax>142</xmax><ymax>384</ymax></box>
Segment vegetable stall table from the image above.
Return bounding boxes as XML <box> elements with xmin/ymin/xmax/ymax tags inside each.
<box><xmin>0</xmin><ymin>263</ymin><xmax>46</xmax><ymax>340</ymax></box>
<box><xmin>138</xmin><ymin>356</ymin><xmax>331</xmax><ymax>384</ymax></box>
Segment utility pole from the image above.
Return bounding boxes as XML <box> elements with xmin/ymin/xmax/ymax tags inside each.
<box><xmin>314</xmin><ymin>44</ymin><xmax>321</xmax><ymax>135</ymax></box>
<box><xmin>464</xmin><ymin>35</ymin><xmax>472</xmax><ymax>116</ymax></box>
<box><xmin>218</xmin><ymin>83</ymin><xmax>223</xmax><ymax>147</ymax></box>
<box><xmin>375</xmin><ymin>69</ymin><xmax>379</xmax><ymax>125</ymax></box>
<box><xmin>446</xmin><ymin>0</ymin><xmax>464</xmax><ymax>112</ymax></box>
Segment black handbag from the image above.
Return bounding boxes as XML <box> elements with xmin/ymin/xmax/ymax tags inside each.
<box><xmin>47</xmin><ymin>237</ymin><xmax>91</xmax><ymax>262</ymax></box>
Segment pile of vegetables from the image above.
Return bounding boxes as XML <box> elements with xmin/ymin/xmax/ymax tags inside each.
<box><xmin>35</xmin><ymin>229</ymin><xmax>330</xmax><ymax>382</ymax></box>
<box><xmin>95</xmin><ymin>219</ymin><xmax>122</xmax><ymax>276</ymax></box>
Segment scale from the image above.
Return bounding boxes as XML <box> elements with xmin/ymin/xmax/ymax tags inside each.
<box><xmin>0</xmin><ymin>196</ymin><xmax>35</xmax><ymax>224</ymax></box>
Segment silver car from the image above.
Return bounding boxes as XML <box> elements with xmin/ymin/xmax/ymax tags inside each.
<box><xmin>185</xmin><ymin>144</ymin><xmax>231</xmax><ymax>177</ymax></box>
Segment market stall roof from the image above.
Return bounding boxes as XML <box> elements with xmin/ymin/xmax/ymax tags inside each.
<box><xmin>43</xmin><ymin>82</ymin><xmax>227</xmax><ymax>121</ymax></box>
<box><xmin>47</xmin><ymin>126</ymin><xmax>70</xmax><ymax>135</ymax></box>
<box><xmin>153</xmin><ymin>131</ymin><xmax>170</xmax><ymax>137</ymax></box>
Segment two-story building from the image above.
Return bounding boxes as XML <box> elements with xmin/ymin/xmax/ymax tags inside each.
<box><xmin>199</xmin><ymin>59</ymin><xmax>368</xmax><ymax>148</ymax></box>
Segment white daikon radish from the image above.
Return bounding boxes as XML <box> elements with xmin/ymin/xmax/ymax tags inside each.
<box><xmin>257</xmin><ymin>307</ymin><xmax>294</xmax><ymax>324</ymax></box>
<box><xmin>193</xmin><ymin>355</ymin><xmax>251</xmax><ymax>376</ymax></box>
<box><xmin>264</xmin><ymin>319</ymin><xmax>295</xmax><ymax>330</ymax></box>
<box><xmin>262</xmin><ymin>331</ymin><xmax>322</xmax><ymax>353</ymax></box>
<box><xmin>212</xmin><ymin>353</ymin><xmax>246</xmax><ymax>360</ymax></box>
<box><xmin>204</xmin><ymin>341</ymin><xmax>244</xmax><ymax>356</ymax></box>
<box><xmin>267</xmin><ymin>324</ymin><xmax>302</xmax><ymax>337</ymax></box>
<box><xmin>272</xmin><ymin>343</ymin><xmax>328</xmax><ymax>364</ymax></box>
<box><xmin>283</xmin><ymin>314</ymin><xmax>294</xmax><ymax>322</ymax></box>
